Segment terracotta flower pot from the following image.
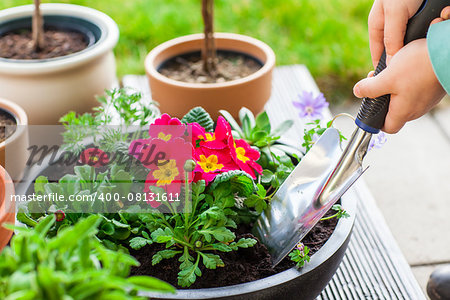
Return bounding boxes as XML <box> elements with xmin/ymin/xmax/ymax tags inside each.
<box><xmin>0</xmin><ymin>165</ymin><xmax>15</xmax><ymax>252</ymax></box>
<box><xmin>0</xmin><ymin>98</ymin><xmax>29</xmax><ymax>181</ymax></box>
<box><xmin>145</xmin><ymin>33</ymin><xmax>275</xmax><ymax>119</ymax></box>
<box><xmin>0</xmin><ymin>4</ymin><xmax>119</xmax><ymax>125</ymax></box>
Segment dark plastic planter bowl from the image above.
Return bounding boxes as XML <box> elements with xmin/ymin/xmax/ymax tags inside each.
<box><xmin>15</xmin><ymin>151</ymin><xmax>356</xmax><ymax>300</ymax></box>
<box><xmin>142</xmin><ymin>195</ymin><xmax>356</xmax><ymax>300</ymax></box>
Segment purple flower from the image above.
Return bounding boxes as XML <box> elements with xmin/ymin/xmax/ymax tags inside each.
<box><xmin>293</xmin><ymin>91</ymin><xmax>329</xmax><ymax>119</ymax></box>
<box><xmin>369</xmin><ymin>131</ymin><xmax>387</xmax><ymax>151</ymax></box>
<box><xmin>296</xmin><ymin>242</ymin><xmax>305</xmax><ymax>253</ymax></box>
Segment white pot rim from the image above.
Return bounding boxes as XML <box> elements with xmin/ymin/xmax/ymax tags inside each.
<box><xmin>0</xmin><ymin>98</ymin><xmax>28</xmax><ymax>149</ymax></box>
<box><xmin>145</xmin><ymin>32</ymin><xmax>276</xmax><ymax>88</ymax></box>
<box><xmin>0</xmin><ymin>3</ymin><xmax>119</xmax><ymax>74</ymax></box>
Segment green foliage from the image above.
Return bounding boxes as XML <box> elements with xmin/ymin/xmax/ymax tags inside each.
<box><xmin>220</xmin><ymin>108</ymin><xmax>293</xmax><ymax>149</ymax></box>
<box><xmin>18</xmin><ymin>166</ymin><xmax>154</xmax><ymax>251</ymax></box>
<box><xmin>289</xmin><ymin>243</ymin><xmax>311</xmax><ymax>268</ymax></box>
<box><xmin>59</xmin><ymin>88</ymin><xmax>157</xmax><ymax>154</ymax></box>
<box><xmin>0</xmin><ymin>215</ymin><xmax>174</xmax><ymax>299</ymax></box>
<box><xmin>320</xmin><ymin>204</ymin><xmax>350</xmax><ymax>221</ymax></box>
<box><xmin>302</xmin><ymin>119</ymin><xmax>347</xmax><ymax>153</ymax></box>
<box><xmin>145</xmin><ymin>179</ymin><xmax>258</xmax><ymax>287</ymax></box>
<box><xmin>181</xmin><ymin>107</ymin><xmax>215</xmax><ymax>132</ymax></box>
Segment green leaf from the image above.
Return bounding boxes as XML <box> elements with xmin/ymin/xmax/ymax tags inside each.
<box><xmin>255</xmin><ymin>184</ymin><xmax>267</xmax><ymax>198</ymax></box>
<box><xmin>212</xmin><ymin>243</ymin><xmax>233</xmax><ymax>252</ymax></box>
<box><xmin>129</xmin><ymin>237</ymin><xmax>152</xmax><ymax>250</ymax></box>
<box><xmin>177</xmin><ymin>261</ymin><xmax>201</xmax><ymax>287</ymax></box>
<box><xmin>261</xmin><ymin>169</ymin><xmax>274</xmax><ymax>184</ymax></box>
<box><xmin>152</xmin><ymin>249</ymin><xmax>181</xmax><ymax>265</ymax></box>
<box><xmin>101</xmin><ymin>222</ymin><xmax>115</xmax><ymax>236</ymax></box>
<box><xmin>200</xmin><ymin>252</ymin><xmax>224</xmax><ymax>269</ymax></box>
<box><xmin>230</xmin><ymin>238</ymin><xmax>257</xmax><ymax>250</ymax></box>
<box><xmin>35</xmin><ymin>214</ymin><xmax>56</xmax><ymax>238</ymax></box>
<box><xmin>209</xmin><ymin>170</ymin><xmax>255</xmax><ymax>191</ymax></box>
<box><xmin>181</xmin><ymin>107</ymin><xmax>214</xmax><ymax>132</ymax></box>
<box><xmin>111</xmin><ymin>219</ymin><xmax>130</xmax><ymax>229</ymax></box>
<box><xmin>48</xmin><ymin>215</ymin><xmax>101</xmax><ymax>251</ymax></box>
<box><xmin>151</xmin><ymin>228</ymin><xmax>173</xmax><ymax>244</ymax></box>
<box><xmin>240</xmin><ymin>110</ymin><xmax>254</xmax><ymax>138</ymax></box>
<box><xmin>272</xmin><ymin>120</ymin><xmax>294</xmax><ymax>137</ymax></box>
<box><xmin>255</xmin><ymin>111</ymin><xmax>271</xmax><ymax>133</ymax></box>
<box><xmin>34</xmin><ymin>176</ymin><xmax>48</xmax><ymax>195</ymax></box>
<box><xmin>16</xmin><ymin>211</ymin><xmax>38</xmax><ymax>227</ymax></box>
<box><xmin>210</xmin><ymin>227</ymin><xmax>235</xmax><ymax>242</ymax></box>
<box><xmin>127</xmin><ymin>276</ymin><xmax>175</xmax><ymax>292</ymax></box>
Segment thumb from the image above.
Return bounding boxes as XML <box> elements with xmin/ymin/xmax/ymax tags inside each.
<box><xmin>353</xmin><ymin>72</ymin><xmax>392</xmax><ymax>99</ymax></box>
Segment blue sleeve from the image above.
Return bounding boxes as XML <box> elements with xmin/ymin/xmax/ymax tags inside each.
<box><xmin>427</xmin><ymin>20</ymin><xmax>450</xmax><ymax>94</ymax></box>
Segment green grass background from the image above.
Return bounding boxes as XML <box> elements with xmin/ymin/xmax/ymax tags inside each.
<box><xmin>1</xmin><ymin>0</ymin><xmax>374</xmax><ymax>102</ymax></box>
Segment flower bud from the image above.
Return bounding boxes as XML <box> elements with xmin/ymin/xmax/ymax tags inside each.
<box><xmin>194</xmin><ymin>240</ymin><xmax>203</xmax><ymax>248</ymax></box>
<box><xmin>184</xmin><ymin>159</ymin><xmax>196</xmax><ymax>172</ymax></box>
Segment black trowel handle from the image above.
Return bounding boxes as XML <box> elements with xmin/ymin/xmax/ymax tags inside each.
<box><xmin>355</xmin><ymin>0</ymin><xmax>449</xmax><ymax>134</ymax></box>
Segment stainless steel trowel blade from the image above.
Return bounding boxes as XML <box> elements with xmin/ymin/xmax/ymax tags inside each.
<box><xmin>253</xmin><ymin>127</ymin><xmax>364</xmax><ymax>267</ymax></box>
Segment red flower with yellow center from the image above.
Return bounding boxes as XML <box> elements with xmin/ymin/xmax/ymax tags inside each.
<box><xmin>197</xmin><ymin>154</ymin><xmax>224</xmax><ymax>173</ymax></box>
<box><xmin>152</xmin><ymin>160</ymin><xmax>180</xmax><ymax>186</ymax></box>
<box><xmin>79</xmin><ymin>148</ymin><xmax>109</xmax><ymax>168</ymax></box>
<box><xmin>54</xmin><ymin>210</ymin><xmax>65</xmax><ymax>222</ymax></box>
<box><xmin>229</xmin><ymin>138</ymin><xmax>263</xmax><ymax>179</ymax></box>
<box><xmin>191</xmin><ymin>116</ymin><xmax>231</xmax><ymax>150</ymax></box>
<box><xmin>149</xmin><ymin>113</ymin><xmax>186</xmax><ymax>141</ymax></box>
<box><xmin>193</xmin><ymin>146</ymin><xmax>239</xmax><ymax>184</ymax></box>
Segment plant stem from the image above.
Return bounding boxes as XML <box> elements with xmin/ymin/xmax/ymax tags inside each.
<box><xmin>201</xmin><ymin>0</ymin><xmax>217</xmax><ymax>76</ymax></box>
<box><xmin>32</xmin><ymin>0</ymin><xmax>45</xmax><ymax>51</ymax></box>
<box><xmin>320</xmin><ymin>212</ymin><xmax>339</xmax><ymax>221</ymax></box>
<box><xmin>184</xmin><ymin>171</ymin><xmax>190</xmax><ymax>230</ymax></box>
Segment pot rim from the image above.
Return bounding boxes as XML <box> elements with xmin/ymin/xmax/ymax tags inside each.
<box><xmin>0</xmin><ymin>165</ymin><xmax>15</xmax><ymax>222</ymax></box>
<box><xmin>0</xmin><ymin>3</ymin><xmax>119</xmax><ymax>74</ymax></box>
<box><xmin>142</xmin><ymin>193</ymin><xmax>357</xmax><ymax>299</ymax></box>
<box><xmin>0</xmin><ymin>97</ymin><xmax>28</xmax><ymax>150</ymax></box>
<box><xmin>145</xmin><ymin>32</ymin><xmax>276</xmax><ymax>88</ymax></box>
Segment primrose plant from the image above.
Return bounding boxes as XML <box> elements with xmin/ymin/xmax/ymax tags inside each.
<box><xmin>19</xmin><ymin>87</ymin><xmax>350</xmax><ymax>288</ymax></box>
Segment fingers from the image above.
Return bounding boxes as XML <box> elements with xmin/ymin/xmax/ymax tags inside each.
<box><xmin>353</xmin><ymin>71</ymin><xmax>392</xmax><ymax>99</ymax></box>
<box><xmin>383</xmin><ymin>3</ymin><xmax>409</xmax><ymax>63</ymax></box>
<box><xmin>367</xmin><ymin>70</ymin><xmax>375</xmax><ymax>78</ymax></box>
<box><xmin>441</xmin><ymin>6</ymin><xmax>450</xmax><ymax>19</ymax></box>
<box><xmin>431</xmin><ymin>17</ymin><xmax>444</xmax><ymax>25</ymax></box>
<box><xmin>368</xmin><ymin>0</ymin><xmax>385</xmax><ymax>69</ymax></box>
<box><xmin>430</xmin><ymin>7</ymin><xmax>450</xmax><ymax>26</ymax></box>
<box><xmin>382</xmin><ymin>114</ymin><xmax>405</xmax><ymax>134</ymax></box>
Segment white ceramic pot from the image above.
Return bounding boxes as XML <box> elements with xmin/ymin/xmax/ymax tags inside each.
<box><xmin>0</xmin><ymin>4</ymin><xmax>119</xmax><ymax>124</ymax></box>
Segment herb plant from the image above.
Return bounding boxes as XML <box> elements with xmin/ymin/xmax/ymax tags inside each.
<box><xmin>289</xmin><ymin>243</ymin><xmax>310</xmax><ymax>268</ymax></box>
<box><xmin>0</xmin><ymin>215</ymin><xmax>174</xmax><ymax>299</ymax></box>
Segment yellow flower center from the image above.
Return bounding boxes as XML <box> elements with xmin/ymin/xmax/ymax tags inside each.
<box><xmin>152</xmin><ymin>159</ymin><xmax>179</xmax><ymax>186</ymax></box>
<box><xmin>89</xmin><ymin>156</ymin><xmax>99</xmax><ymax>163</ymax></box>
<box><xmin>158</xmin><ymin>132</ymin><xmax>172</xmax><ymax>141</ymax></box>
<box><xmin>198</xmin><ymin>155</ymin><xmax>224</xmax><ymax>173</ymax></box>
<box><xmin>198</xmin><ymin>133</ymin><xmax>216</xmax><ymax>142</ymax></box>
<box><xmin>236</xmin><ymin>147</ymin><xmax>249</xmax><ymax>163</ymax></box>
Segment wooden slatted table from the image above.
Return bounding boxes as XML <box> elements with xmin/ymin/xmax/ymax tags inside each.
<box><xmin>122</xmin><ymin>65</ymin><xmax>425</xmax><ymax>300</ymax></box>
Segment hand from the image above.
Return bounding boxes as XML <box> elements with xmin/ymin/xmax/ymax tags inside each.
<box><xmin>430</xmin><ymin>6</ymin><xmax>450</xmax><ymax>25</ymax></box>
<box><xmin>368</xmin><ymin>0</ymin><xmax>423</xmax><ymax>67</ymax></box>
<box><xmin>353</xmin><ymin>39</ymin><xmax>446</xmax><ymax>133</ymax></box>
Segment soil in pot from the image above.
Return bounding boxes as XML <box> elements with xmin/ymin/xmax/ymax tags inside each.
<box><xmin>0</xmin><ymin>109</ymin><xmax>16</xmax><ymax>143</ymax></box>
<box><xmin>129</xmin><ymin>210</ymin><xmax>338</xmax><ymax>289</ymax></box>
<box><xmin>0</xmin><ymin>28</ymin><xmax>88</xmax><ymax>60</ymax></box>
<box><xmin>158</xmin><ymin>50</ymin><xmax>262</xmax><ymax>84</ymax></box>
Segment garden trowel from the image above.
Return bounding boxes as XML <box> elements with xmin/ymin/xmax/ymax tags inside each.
<box><xmin>254</xmin><ymin>0</ymin><xmax>448</xmax><ymax>267</ymax></box>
